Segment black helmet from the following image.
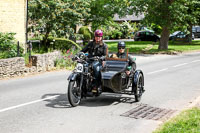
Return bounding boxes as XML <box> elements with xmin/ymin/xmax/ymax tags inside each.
<box><xmin>118</xmin><ymin>41</ymin><xmax>126</xmax><ymax>49</ymax></box>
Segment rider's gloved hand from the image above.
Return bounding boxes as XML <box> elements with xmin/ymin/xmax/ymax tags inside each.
<box><xmin>72</xmin><ymin>55</ymin><xmax>78</xmax><ymax>61</ymax></box>
<box><xmin>100</xmin><ymin>56</ymin><xmax>105</xmax><ymax>61</ymax></box>
<box><xmin>92</xmin><ymin>56</ymin><xmax>100</xmax><ymax>61</ymax></box>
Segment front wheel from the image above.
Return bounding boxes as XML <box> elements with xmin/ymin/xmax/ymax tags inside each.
<box><xmin>132</xmin><ymin>73</ymin><xmax>144</xmax><ymax>102</ymax></box>
<box><xmin>68</xmin><ymin>80</ymin><xmax>81</xmax><ymax>107</ymax></box>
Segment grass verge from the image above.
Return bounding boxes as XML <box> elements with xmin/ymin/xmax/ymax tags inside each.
<box><xmin>106</xmin><ymin>40</ymin><xmax>200</xmax><ymax>54</ymax></box>
<box><xmin>153</xmin><ymin>107</ymin><xmax>200</xmax><ymax>133</ymax></box>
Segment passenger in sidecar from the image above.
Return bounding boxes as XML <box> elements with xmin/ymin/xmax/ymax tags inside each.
<box><xmin>101</xmin><ymin>41</ymin><xmax>144</xmax><ymax>102</ymax></box>
<box><xmin>110</xmin><ymin>41</ymin><xmax>136</xmax><ymax>75</ymax></box>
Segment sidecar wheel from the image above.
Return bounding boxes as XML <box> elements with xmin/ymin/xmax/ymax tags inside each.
<box><xmin>132</xmin><ymin>73</ymin><xmax>144</xmax><ymax>102</ymax></box>
<box><xmin>68</xmin><ymin>80</ymin><xmax>81</xmax><ymax>107</ymax></box>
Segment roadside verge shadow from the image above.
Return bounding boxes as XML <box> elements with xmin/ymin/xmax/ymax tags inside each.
<box><xmin>41</xmin><ymin>93</ymin><xmax>71</xmax><ymax>108</ymax></box>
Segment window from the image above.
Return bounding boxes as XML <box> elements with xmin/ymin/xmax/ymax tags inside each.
<box><xmin>196</xmin><ymin>27</ymin><xmax>200</xmax><ymax>32</ymax></box>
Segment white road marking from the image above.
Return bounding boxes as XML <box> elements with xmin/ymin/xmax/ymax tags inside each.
<box><xmin>173</xmin><ymin>63</ymin><xmax>188</xmax><ymax>68</ymax></box>
<box><xmin>147</xmin><ymin>59</ymin><xmax>200</xmax><ymax>75</ymax></box>
<box><xmin>0</xmin><ymin>95</ymin><xmax>59</xmax><ymax>113</ymax></box>
<box><xmin>147</xmin><ymin>68</ymin><xmax>168</xmax><ymax>75</ymax></box>
<box><xmin>191</xmin><ymin>60</ymin><xmax>200</xmax><ymax>63</ymax></box>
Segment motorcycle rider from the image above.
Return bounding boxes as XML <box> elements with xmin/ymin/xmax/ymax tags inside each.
<box><xmin>81</xmin><ymin>29</ymin><xmax>108</xmax><ymax>93</ymax></box>
<box><xmin>111</xmin><ymin>41</ymin><xmax>136</xmax><ymax>75</ymax></box>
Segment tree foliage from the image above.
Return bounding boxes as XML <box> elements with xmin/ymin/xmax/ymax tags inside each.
<box><xmin>28</xmin><ymin>0</ymin><xmax>200</xmax><ymax>50</ymax></box>
<box><xmin>85</xmin><ymin>0</ymin><xmax>128</xmax><ymax>30</ymax></box>
<box><xmin>0</xmin><ymin>32</ymin><xmax>23</xmax><ymax>58</ymax></box>
<box><xmin>124</xmin><ymin>0</ymin><xmax>200</xmax><ymax>50</ymax></box>
<box><xmin>29</xmin><ymin>0</ymin><xmax>91</xmax><ymax>43</ymax></box>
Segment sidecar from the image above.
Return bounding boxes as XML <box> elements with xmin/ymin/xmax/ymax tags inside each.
<box><xmin>101</xmin><ymin>56</ymin><xmax>144</xmax><ymax>102</ymax></box>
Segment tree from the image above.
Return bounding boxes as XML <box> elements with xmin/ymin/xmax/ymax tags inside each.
<box><xmin>85</xmin><ymin>0</ymin><xmax>127</xmax><ymax>31</ymax></box>
<box><xmin>29</xmin><ymin>0</ymin><xmax>90</xmax><ymax>46</ymax></box>
<box><xmin>0</xmin><ymin>32</ymin><xmax>23</xmax><ymax>58</ymax></box>
<box><xmin>124</xmin><ymin>0</ymin><xmax>200</xmax><ymax>50</ymax></box>
<box><xmin>184</xmin><ymin>0</ymin><xmax>200</xmax><ymax>41</ymax></box>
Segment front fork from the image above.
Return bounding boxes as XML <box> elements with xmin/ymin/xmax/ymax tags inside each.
<box><xmin>79</xmin><ymin>74</ymin><xmax>84</xmax><ymax>91</ymax></box>
<box><xmin>127</xmin><ymin>73</ymin><xmax>134</xmax><ymax>88</ymax></box>
<box><xmin>68</xmin><ymin>72</ymin><xmax>84</xmax><ymax>97</ymax></box>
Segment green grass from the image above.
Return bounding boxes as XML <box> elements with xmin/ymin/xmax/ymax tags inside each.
<box><xmin>23</xmin><ymin>51</ymin><xmax>43</xmax><ymax>66</ymax></box>
<box><xmin>107</xmin><ymin>41</ymin><xmax>154</xmax><ymax>53</ymax></box>
<box><xmin>106</xmin><ymin>40</ymin><xmax>200</xmax><ymax>54</ymax></box>
<box><xmin>154</xmin><ymin>107</ymin><xmax>200</xmax><ymax>133</ymax></box>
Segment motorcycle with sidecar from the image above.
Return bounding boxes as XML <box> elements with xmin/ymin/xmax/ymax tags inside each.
<box><xmin>67</xmin><ymin>51</ymin><xmax>144</xmax><ymax>107</ymax></box>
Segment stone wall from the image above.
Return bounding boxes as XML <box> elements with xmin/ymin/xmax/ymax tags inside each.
<box><xmin>0</xmin><ymin>57</ymin><xmax>25</xmax><ymax>79</ymax></box>
<box><xmin>31</xmin><ymin>51</ymin><xmax>62</xmax><ymax>72</ymax></box>
<box><xmin>0</xmin><ymin>51</ymin><xmax>61</xmax><ymax>79</ymax></box>
<box><xmin>0</xmin><ymin>0</ymin><xmax>26</xmax><ymax>44</ymax></box>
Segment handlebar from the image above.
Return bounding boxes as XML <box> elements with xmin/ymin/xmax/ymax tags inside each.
<box><xmin>86</xmin><ymin>56</ymin><xmax>100</xmax><ymax>61</ymax></box>
<box><xmin>73</xmin><ymin>55</ymin><xmax>102</xmax><ymax>63</ymax></box>
<box><xmin>72</xmin><ymin>52</ymin><xmax>105</xmax><ymax>63</ymax></box>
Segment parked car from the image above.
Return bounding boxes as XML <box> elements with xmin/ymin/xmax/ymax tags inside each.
<box><xmin>169</xmin><ymin>31</ymin><xmax>194</xmax><ymax>41</ymax></box>
<box><xmin>192</xmin><ymin>26</ymin><xmax>200</xmax><ymax>38</ymax></box>
<box><xmin>134</xmin><ymin>31</ymin><xmax>160</xmax><ymax>42</ymax></box>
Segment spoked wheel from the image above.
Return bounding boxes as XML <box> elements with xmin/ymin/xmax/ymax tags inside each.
<box><xmin>68</xmin><ymin>80</ymin><xmax>81</xmax><ymax>107</ymax></box>
<box><xmin>132</xmin><ymin>73</ymin><xmax>144</xmax><ymax>102</ymax></box>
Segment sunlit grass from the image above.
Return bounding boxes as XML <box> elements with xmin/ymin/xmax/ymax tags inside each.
<box><xmin>106</xmin><ymin>40</ymin><xmax>200</xmax><ymax>54</ymax></box>
<box><xmin>154</xmin><ymin>107</ymin><xmax>200</xmax><ymax>133</ymax></box>
<box><xmin>107</xmin><ymin>41</ymin><xmax>155</xmax><ymax>53</ymax></box>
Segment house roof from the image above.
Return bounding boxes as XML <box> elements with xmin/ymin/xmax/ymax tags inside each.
<box><xmin>113</xmin><ymin>14</ymin><xmax>144</xmax><ymax>21</ymax></box>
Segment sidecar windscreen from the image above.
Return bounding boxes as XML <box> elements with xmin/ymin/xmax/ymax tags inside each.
<box><xmin>101</xmin><ymin>60</ymin><xmax>128</xmax><ymax>92</ymax></box>
<box><xmin>105</xmin><ymin>48</ymin><xmax>129</xmax><ymax>61</ymax></box>
<box><xmin>102</xmin><ymin>60</ymin><xmax>128</xmax><ymax>72</ymax></box>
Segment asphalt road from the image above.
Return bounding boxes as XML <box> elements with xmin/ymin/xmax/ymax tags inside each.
<box><xmin>0</xmin><ymin>52</ymin><xmax>200</xmax><ymax>133</ymax></box>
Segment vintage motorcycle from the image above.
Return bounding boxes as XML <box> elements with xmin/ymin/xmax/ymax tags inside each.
<box><xmin>67</xmin><ymin>52</ymin><xmax>144</xmax><ymax>107</ymax></box>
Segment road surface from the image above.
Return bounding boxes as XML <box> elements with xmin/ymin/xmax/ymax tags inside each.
<box><xmin>0</xmin><ymin>52</ymin><xmax>200</xmax><ymax>133</ymax></box>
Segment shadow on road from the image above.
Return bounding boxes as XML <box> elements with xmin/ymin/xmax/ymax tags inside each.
<box><xmin>80</xmin><ymin>93</ymin><xmax>136</xmax><ymax>107</ymax></box>
<box><xmin>41</xmin><ymin>93</ymin><xmax>71</xmax><ymax>108</ymax></box>
<box><xmin>42</xmin><ymin>93</ymin><xmax>136</xmax><ymax>108</ymax></box>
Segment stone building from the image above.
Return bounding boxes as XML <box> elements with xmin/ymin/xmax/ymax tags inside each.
<box><xmin>0</xmin><ymin>0</ymin><xmax>27</xmax><ymax>44</ymax></box>
<box><xmin>113</xmin><ymin>14</ymin><xmax>144</xmax><ymax>23</ymax></box>
<box><xmin>76</xmin><ymin>14</ymin><xmax>144</xmax><ymax>33</ymax></box>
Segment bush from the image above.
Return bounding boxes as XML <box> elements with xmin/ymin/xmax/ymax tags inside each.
<box><xmin>83</xmin><ymin>32</ymin><xmax>92</xmax><ymax>41</ymax></box>
<box><xmin>111</xmin><ymin>30</ymin><xmax>123</xmax><ymax>39</ymax></box>
<box><xmin>98</xmin><ymin>21</ymin><xmax>130</xmax><ymax>39</ymax></box>
<box><xmin>30</xmin><ymin>37</ymin><xmax>81</xmax><ymax>53</ymax></box>
<box><xmin>55</xmin><ymin>49</ymin><xmax>78</xmax><ymax>70</ymax></box>
<box><xmin>120</xmin><ymin>21</ymin><xmax>135</xmax><ymax>39</ymax></box>
<box><xmin>48</xmin><ymin>37</ymin><xmax>81</xmax><ymax>51</ymax></box>
<box><xmin>0</xmin><ymin>32</ymin><xmax>23</xmax><ymax>59</ymax></box>
<box><xmin>75</xmin><ymin>34</ymin><xmax>84</xmax><ymax>40</ymax></box>
<box><xmin>78</xmin><ymin>26</ymin><xmax>92</xmax><ymax>44</ymax></box>
<box><xmin>78</xmin><ymin>26</ymin><xmax>90</xmax><ymax>34</ymax></box>
<box><xmin>98</xmin><ymin>21</ymin><xmax>139</xmax><ymax>39</ymax></box>
<box><xmin>150</xmin><ymin>23</ymin><xmax>162</xmax><ymax>35</ymax></box>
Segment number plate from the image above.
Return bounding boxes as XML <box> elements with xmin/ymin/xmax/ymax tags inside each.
<box><xmin>76</xmin><ymin>63</ymin><xmax>83</xmax><ymax>72</ymax></box>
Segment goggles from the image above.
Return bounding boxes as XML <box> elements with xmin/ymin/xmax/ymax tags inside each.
<box><xmin>118</xmin><ymin>46</ymin><xmax>125</xmax><ymax>49</ymax></box>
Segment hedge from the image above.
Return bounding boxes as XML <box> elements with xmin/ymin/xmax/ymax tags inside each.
<box><xmin>48</xmin><ymin>37</ymin><xmax>81</xmax><ymax>51</ymax></box>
